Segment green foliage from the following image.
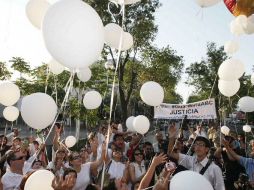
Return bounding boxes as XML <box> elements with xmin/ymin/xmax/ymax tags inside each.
<box><xmin>0</xmin><ymin>62</ymin><xmax>12</xmax><ymax>80</ymax></box>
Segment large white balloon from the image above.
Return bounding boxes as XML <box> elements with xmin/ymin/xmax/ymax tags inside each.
<box><xmin>0</xmin><ymin>81</ymin><xmax>20</xmax><ymax>106</ymax></box>
<box><xmin>83</xmin><ymin>91</ymin><xmax>102</xmax><ymax>109</ymax></box>
<box><xmin>65</xmin><ymin>136</ymin><xmax>77</xmax><ymax>148</ymax></box>
<box><xmin>221</xmin><ymin>125</ymin><xmax>230</xmax><ymax>135</ymax></box>
<box><xmin>170</xmin><ymin>171</ymin><xmax>213</xmax><ymax>190</ymax></box>
<box><xmin>21</xmin><ymin>93</ymin><xmax>57</xmax><ymax>130</ymax></box>
<box><xmin>243</xmin><ymin>125</ymin><xmax>252</xmax><ymax>133</ymax></box>
<box><xmin>251</xmin><ymin>73</ymin><xmax>254</xmax><ymax>85</ymax></box>
<box><xmin>140</xmin><ymin>81</ymin><xmax>164</xmax><ymax>106</ymax></box>
<box><xmin>133</xmin><ymin>115</ymin><xmax>150</xmax><ymax>134</ymax></box>
<box><xmin>3</xmin><ymin>106</ymin><xmax>19</xmax><ymax>122</ymax></box>
<box><xmin>218</xmin><ymin>59</ymin><xmax>245</xmax><ymax>81</ymax></box>
<box><xmin>26</xmin><ymin>0</ymin><xmax>50</xmax><ymax>29</ymax></box>
<box><xmin>48</xmin><ymin>59</ymin><xmax>65</xmax><ymax>75</ymax></box>
<box><xmin>24</xmin><ymin>170</ymin><xmax>54</xmax><ymax>190</ymax></box>
<box><xmin>126</xmin><ymin>116</ymin><xmax>135</xmax><ymax>131</ymax></box>
<box><xmin>218</xmin><ymin>80</ymin><xmax>240</xmax><ymax>97</ymax></box>
<box><xmin>224</xmin><ymin>41</ymin><xmax>239</xmax><ymax>54</ymax></box>
<box><xmin>110</xmin><ymin>0</ymin><xmax>141</xmax><ymax>5</ymax></box>
<box><xmin>77</xmin><ymin>68</ymin><xmax>92</xmax><ymax>82</ymax></box>
<box><xmin>238</xmin><ymin>96</ymin><xmax>254</xmax><ymax>112</ymax></box>
<box><xmin>42</xmin><ymin>0</ymin><xmax>104</xmax><ymax>69</ymax></box>
<box><xmin>195</xmin><ymin>0</ymin><xmax>221</xmax><ymax>8</ymax></box>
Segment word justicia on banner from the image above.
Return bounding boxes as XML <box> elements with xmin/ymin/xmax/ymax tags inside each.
<box><xmin>154</xmin><ymin>99</ymin><xmax>217</xmax><ymax>119</ymax></box>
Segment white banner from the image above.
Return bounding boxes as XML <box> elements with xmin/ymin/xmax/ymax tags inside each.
<box><xmin>154</xmin><ymin>98</ymin><xmax>217</xmax><ymax>119</ymax></box>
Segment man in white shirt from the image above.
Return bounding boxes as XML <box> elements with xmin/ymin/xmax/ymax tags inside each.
<box><xmin>168</xmin><ymin>125</ymin><xmax>225</xmax><ymax>190</ymax></box>
<box><xmin>1</xmin><ymin>150</ymin><xmax>26</xmax><ymax>190</ymax></box>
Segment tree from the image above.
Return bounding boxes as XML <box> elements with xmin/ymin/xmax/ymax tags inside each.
<box><xmin>84</xmin><ymin>0</ymin><xmax>184</xmax><ymax>122</ymax></box>
<box><xmin>186</xmin><ymin>42</ymin><xmax>253</xmax><ymax>121</ymax></box>
<box><xmin>0</xmin><ymin>62</ymin><xmax>12</xmax><ymax>80</ymax></box>
<box><xmin>10</xmin><ymin>57</ymin><xmax>31</xmax><ymax>78</ymax></box>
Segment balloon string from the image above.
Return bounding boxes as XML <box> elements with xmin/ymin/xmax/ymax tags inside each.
<box><xmin>100</xmin><ymin>3</ymin><xmax>125</xmax><ymax>190</ymax></box>
<box><xmin>30</xmin><ymin>72</ymin><xmax>75</xmax><ymax>163</ymax></box>
<box><xmin>45</xmin><ymin>65</ymin><xmax>50</xmax><ymax>94</ymax></box>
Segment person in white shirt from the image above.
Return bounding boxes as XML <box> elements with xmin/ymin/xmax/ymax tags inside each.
<box><xmin>1</xmin><ymin>150</ymin><xmax>26</xmax><ymax>190</ymax></box>
<box><xmin>168</xmin><ymin>125</ymin><xmax>225</xmax><ymax>190</ymax></box>
<box><xmin>189</xmin><ymin>124</ymin><xmax>208</xmax><ymax>139</ymax></box>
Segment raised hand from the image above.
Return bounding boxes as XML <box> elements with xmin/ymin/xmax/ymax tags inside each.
<box><xmin>168</xmin><ymin>124</ymin><xmax>177</xmax><ymax>138</ymax></box>
<box><xmin>151</xmin><ymin>153</ymin><xmax>167</xmax><ymax>167</ymax></box>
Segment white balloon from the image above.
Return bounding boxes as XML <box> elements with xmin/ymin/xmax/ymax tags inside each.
<box><xmin>133</xmin><ymin>115</ymin><xmax>150</xmax><ymax>134</ymax></box>
<box><xmin>24</xmin><ymin>170</ymin><xmax>54</xmax><ymax>190</ymax></box>
<box><xmin>244</xmin><ymin>14</ymin><xmax>254</xmax><ymax>34</ymax></box>
<box><xmin>218</xmin><ymin>80</ymin><xmax>240</xmax><ymax>97</ymax></box>
<box><xmin>77</xmin><ymin>68</ymin><xmax>92</xmax><ymax>82</ymax></box>
<box><xmin>0</xmin><ymin>81</ymin><xmax>20</xmax><ymax>106</ymax></box>
<box><xmin>26</xmin><ymin>0</ymin><xmax>50</xmax><ymax>29</ymax></box>
<box><xmin>218</xmin><ymin>59</ymin><xmax>245</xmax><ymax>81</ymax></box>
<box><xmin>238</xmin><ymin>96</ymin><xmax>254</xmax><ymax>112</ymax></box>
<box><xmin>195</xmin><ymin>0</ymin><xmax>221</xmax><ymax>7</ymax></box>
<box><xmin>121</xmin><ymin>32</ymin><xmax>134</xmax><ymax>51</ymax></box>
<box><xmin>126</xmin><ymin>116</ymin><xmax>135</xmax><ymax>131</ymax></box>
<box><xmin>3</xmin><ymin>106</ymin><xmax>19</xmax><ymax>122</ymax></box>
<box><xmin>21</xmin><ymin>93</ymin><xmax>57</xmax><ymax>130</ymax></box>
<box><xmin>48</xmin><ymin>59</ymin><xmax>65</xmax><ymax>75</ymax></box>
<box><xmin>170</xmin><ymin>171</ymin><xmax>213</xmax><ymax>190</ymax></box>
<box><xmin>65</xmin><ymin>136</ymin><xmax>77</xmax><ymax>148</ymax></box>
<box><xmin>251</xmin><ymin>73</ymin><xmax>254</xmax><ymax>85</ymax></box>
<box><xmin>243</xmin><ymin>125</ymin><xmax>252</xmax><ymax>133</ymax></box>
<box><xmin>110</xmin><ymin>0</ymin><xmax>141</xmax><ymax>5</ymax></box>
<box><xmin>224</xmin><ymin>41</ymin><xmax>239</xmax><ymax>54</ymax></box>
<box><xmin>42</xmin><ymin>0</ymin><xmax>104</xmax><ymax>69</ymax></box>
<box><xmin>83</xmin><ymin>91</ymin><xmax>102</xmax><ymax>109</ymax></box>
<box><xmin>230</xmin><ymin>19</ymin><xmax>245</xmax><ymax>36</ymax></box>
<box><xmin>104</xmin><ymin>23</ymin><xmax>123</xmax><ymax>49</ymax></box>
<box><xmin>221</xmin><ymin>126</ymin><xmax>230</xmax><ymax>135</ymax></box>
<box><xmin>140</xmin><ymin>81</ymin><xmax>164</xmax><ymax>106</ymax></box>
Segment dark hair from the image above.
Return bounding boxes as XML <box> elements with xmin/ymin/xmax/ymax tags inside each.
<box><xmin>63</xmin><ymin>168</ymin><xmax>77</xmax><ymax>180</ymax></box>
<box><xmin>131</xmin><ymin>148</ymin><xmax>143</xmax><ymax>162</ymax></box>
<box><xmin>143</xmin><ymin>141</ymin><xmax>153</xmax><ymax>147</ymax></box>
<box><xmin>33</xmin><ymin>141</ymin><xmax>39</xmax><ymax>146</ymax></box>
<box><xmin>113</xmin><ymin>134</ymin><xmax>124</xmax><ymax>142</ymax></box>
<box><xmin>194</xmin><ymin>136</ymin><xmax>211</xmax><ymax>148</ymax></box>
<box><xmin>0</xmin><ymin>135</ymin><xmax>8</xmax><ymax>143</ymax></box>
<box><xmin>31</xmin><ymin>160</ymin><xmax>43</xmax><ymax>168</ymax></box>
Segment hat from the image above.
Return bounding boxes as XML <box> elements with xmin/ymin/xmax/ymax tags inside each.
<box><xmin>194</xmin><ymin>136</ymin><xmax>211</xmax><ymax>148</ymax></box>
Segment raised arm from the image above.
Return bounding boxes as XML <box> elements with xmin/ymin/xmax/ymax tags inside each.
<box><xmin>222</xmin><ymin>139</ymin><xmax>241</xmax><ymax>161</ymax></box>
<box><xmin>138</xmin><ymin>153</ymin><xmax>167</xmax><ymax>190</ymax></box>
<box><xmin>167</xmin><ymin>125</ymin><xmax>179</xmax><ymax>161</ymax></box>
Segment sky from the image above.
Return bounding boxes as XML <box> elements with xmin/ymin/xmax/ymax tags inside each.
<box><xmin>0</xmin><ymin>0</ymin><xmax>253</xmax><ymax>103</ymax></box>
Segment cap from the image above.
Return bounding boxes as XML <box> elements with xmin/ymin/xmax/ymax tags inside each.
<box><xmin>194</xmin><ymin>136</ymin><xmax>211</xmax><ymax>148</ymax></box>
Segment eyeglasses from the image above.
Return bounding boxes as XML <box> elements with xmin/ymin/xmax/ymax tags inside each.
<box><xmin>12</xmin><ymin>156</ymin><xmax>26</xmax><ymax>161</ymax></box>
<box><xmin>73</xmin><ymin>156</ymin><xmax>81</xmax><ymax>160</ymax></box>
<box><xmin>135</xmin><ymin>153</ymin><xmax>143</xmax><ymax>156</ymax></box>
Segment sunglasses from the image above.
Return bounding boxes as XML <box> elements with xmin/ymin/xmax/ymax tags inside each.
<box><xmin>12</xmin><ymin>156</ymin><xmax>26</xmax><ymax>161</ymax></box>
<box><xmin>135</xmin><ymin>153</ymin><xmax>143</xmax><ymax>156</ymax></box>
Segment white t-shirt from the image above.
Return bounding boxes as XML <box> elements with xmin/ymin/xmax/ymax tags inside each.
<box><xmin>1</xmin><ymin>171</ymin><xmax>23</xmax><ymax>190</ymax></box>
<box><xmin>73</xmin><ymin>162</ymin><xmax>91</xmax><ymax>190</ymax></box>
<box><xmin>130</xmin><ymin>161</ymin><xmax>146</xmax><ymax>179</ymax></box>
<box><xmin>108</xmin><ymin>160</ymin><xmax>125</xmax><ymax>179</ymax></box>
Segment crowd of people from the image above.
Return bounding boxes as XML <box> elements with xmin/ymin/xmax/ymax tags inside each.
<box><xmin>0</xmin><ymin>121</ymin><xmax>254</xmax><ymax>190</ymax></box>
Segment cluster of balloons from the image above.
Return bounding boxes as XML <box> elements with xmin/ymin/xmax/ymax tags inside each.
<box><xmin>0</xmin><ymin>81</ymin><xmax>20</xmax><ymax>122</ymax></box>
<box><xmin>140</xmin><ymin>81</ymin><xmax>164</xmax><ymax>106</ymax></box>
<box><xmin>104</xmin><ymin>23</ymin><xmax>133</xmax><ymax>51</ymax></box>
<box><xmin>126</xmin><ymin>115</ymin><xmax>150</xmax><ymax>135</ymax></box>
<box><xmin>230</xmin><ymin>15</ymin><xmax>254</xmax><ymax>36</ymax></box>
<box><xmin>218</xmin><ymin>59</ymin><xmax>245</xmax><ymax>97</ymax></box>
<box><xmin>21</xmin><ymin>93</ymin><xmax>57</xmax><ymax>130</ymax></box>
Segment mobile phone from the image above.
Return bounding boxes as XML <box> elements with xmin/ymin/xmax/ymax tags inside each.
<box><xmin>165</xmin><ymin>161</ymin><xmax>176</xmax><ymax>171</ymax></box>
